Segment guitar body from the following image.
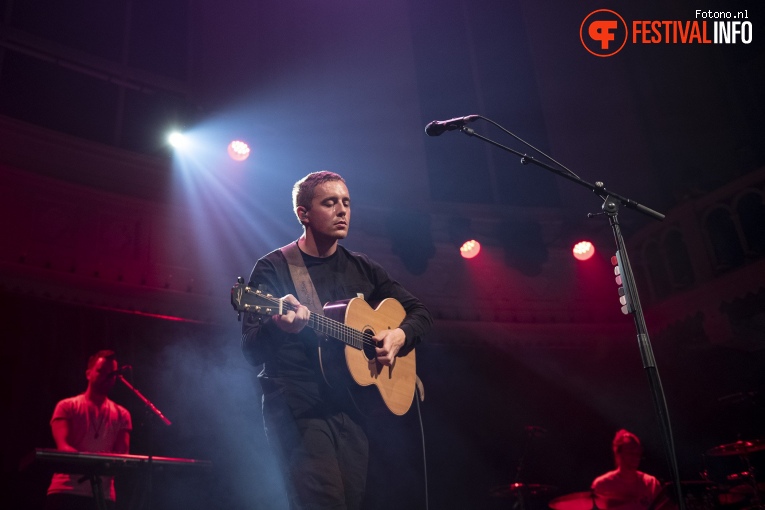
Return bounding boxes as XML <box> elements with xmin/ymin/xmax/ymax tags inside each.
<box><xmin>322</xmin><ymin>298</ymin><xmax>416</xmax><ymax>416</ymax></box>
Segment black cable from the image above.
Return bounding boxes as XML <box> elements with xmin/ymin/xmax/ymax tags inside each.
<box><xmin>415</xmin><ymin>386</ymin><xmax>429</xmax><ymax>510</ymax></box>
<box><xmin>476</xmin><ymin>115</ymin><xmax>582</xmax><ymax>179</ymax></box>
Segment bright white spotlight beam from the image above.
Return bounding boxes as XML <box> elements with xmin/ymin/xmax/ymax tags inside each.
<box><xmin>168</xmin><ymin>131</ymin><xmax>189</xmax><ymax>149</ymax></box>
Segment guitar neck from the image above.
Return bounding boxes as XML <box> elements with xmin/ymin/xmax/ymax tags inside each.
<box><xmin>309</xmin><ymin>314</ymin><xmax>366</xmax><ymax>350</ymax></box>
<box><xmin>269</xmin><ymin>297</ymin><xmax>368</xmax><ymax>351</ymax></box>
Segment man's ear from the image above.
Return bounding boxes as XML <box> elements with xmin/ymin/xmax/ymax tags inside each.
<box><xmin>296</xmin><ymin>206</ymin><xmax>308</xmax><ymax>224</ymax></box>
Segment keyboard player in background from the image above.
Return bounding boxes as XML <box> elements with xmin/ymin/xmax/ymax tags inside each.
<box><xmin>45</xmin><ymin>349</ymin><xmax>132</xmax><ymax>510</ymax></box>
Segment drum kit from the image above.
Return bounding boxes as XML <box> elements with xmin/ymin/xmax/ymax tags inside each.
<box><xmin>491</xmin><ymin>438</ymin><xmax>765</xmax><ymax>510</ymax></box>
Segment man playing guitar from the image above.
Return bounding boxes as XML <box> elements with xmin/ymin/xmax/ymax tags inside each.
<box><xmin>240</xmin><ymin>171</ymin><xmax>432</xmax><ymax>510</ymax></box>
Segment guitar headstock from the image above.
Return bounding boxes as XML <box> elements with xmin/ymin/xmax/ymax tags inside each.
<box><xmin>230</xmin><ymin>280</ymin><xmax>283</xmax><ymax>319</ymax></box>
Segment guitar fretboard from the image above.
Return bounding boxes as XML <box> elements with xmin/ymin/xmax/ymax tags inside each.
<box><xmin>249</xmin><ymin>291</ymin><xmax>372</xmax><ymax>350</ymax></box>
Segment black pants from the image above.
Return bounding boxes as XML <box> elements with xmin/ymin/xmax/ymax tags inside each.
<box><xmin>263</xmin><ymin>386</ymin><xmax>369</xmax><ymax>510</ymax></box>
<box><xmin>45</xmin><ymin>494</ymin><xmax>115</xmax><ymax>510</ymax></box>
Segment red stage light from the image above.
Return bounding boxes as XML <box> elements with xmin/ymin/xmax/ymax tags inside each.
<box><xmin>573</xmin><ymin>241</ymin><xmax>595</xmax><ymax>261</ymax></box>
<box><xmin>227</xmin><ymin>140</ymin><xmax>251</xmax><ymax>161</ymax></box>
<box><xmin>460</xmin><ymin>240</ymin><xmax>481</xmax><ymax>259</ymax></box>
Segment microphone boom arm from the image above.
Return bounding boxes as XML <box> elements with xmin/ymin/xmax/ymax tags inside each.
<box><xmin>457</xmin><ymin>126</ymin><xmax>664</xmax><ymax>221</ymax></box>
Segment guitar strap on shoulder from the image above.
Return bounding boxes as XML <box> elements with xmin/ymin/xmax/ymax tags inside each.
<box><xmin>280</xmin><ymin>241</ymin><xmax>323</xmax><ymax>315</ymax></box>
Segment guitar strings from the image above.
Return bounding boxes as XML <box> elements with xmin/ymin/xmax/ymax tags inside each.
<box><xmin>257</xmin><ymin>293</ymin><xmax>380</xmax><ymax>348</ymax></box>
<box><xmin>312</xmin><ymin>313</ymin><xmax>377</xmax><ymax>348</ymax></box>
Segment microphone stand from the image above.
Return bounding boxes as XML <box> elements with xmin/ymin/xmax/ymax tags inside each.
<box><xmin>512</xmin><ymin>426</ymin><xmax>546</xmax><ymax>510</ymax></box>
<box><xmin>451</xmin><ymin>124</ymin><xmax>684</xmax><ymax>510</ymax></box>
<box><xmin>117</xmin><ymin>374</ymin><xmax>171</xmax><ymax>510</ymax></box>
<box><xmin>118</xmin><ymin>375</ymin><xmax>172</xmax><ymax>427</ymax></box>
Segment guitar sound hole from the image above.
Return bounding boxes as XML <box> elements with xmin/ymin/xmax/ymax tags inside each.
<box><xmin>362</xmin><ymin>329</ymin><xmax>378</xmax><ymax>362</ymax></box>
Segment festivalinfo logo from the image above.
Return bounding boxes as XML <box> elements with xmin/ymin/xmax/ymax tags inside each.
<box><xmin>580</xmin><ymin>8</ymin><xmax>753</xmax><ymax>57</ymax></box>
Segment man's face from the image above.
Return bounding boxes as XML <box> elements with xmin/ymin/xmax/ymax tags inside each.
<box><xmin>615</xmin><ymin>442</ymin><xmax>643</xmax><ymax>471</ymax></box>
<box><xmin>87</xmin><ymin>357</ymin><xmax>118</xmax><ymax>395</ymax></box>
<box><xmin>301</xmin><ymin>180</ymin><xmax>351</xmax><ymax>241</ymax></box>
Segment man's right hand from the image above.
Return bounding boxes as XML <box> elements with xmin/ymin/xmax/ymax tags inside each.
<box><xmin>271</xmin><ymin>294</ymin><xmax>310</xmax><ymax>333</ymax></box>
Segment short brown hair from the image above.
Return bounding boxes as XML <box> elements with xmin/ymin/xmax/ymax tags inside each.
<box><xmin>612</xmin><ymin>429</ymin><xmax>642</xmax><ymax>452</ymax></box>
<box><xmin>87</xmin><ymin>350</ymin><xmax>116</xmax><ymax>369</ymax></box>
<box><xmin>292</xmin><ymin>171</ymin><xmax>345</xmax><ymax>224</ymax></box>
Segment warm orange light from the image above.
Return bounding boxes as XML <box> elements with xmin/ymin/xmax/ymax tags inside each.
<box><xmin>573</xmin><ymin>241</ymin><xmax>595</xmax><ymax>261</ymax></box>
<box><xmin>227</xmin><ymin>140</ymin><xmax>251</xmax><ymax>161</ymax></box>
<box><xmin>460</xmin><ymin>240</ymin><xmax>481</xmax><ymax>259</ymax></box>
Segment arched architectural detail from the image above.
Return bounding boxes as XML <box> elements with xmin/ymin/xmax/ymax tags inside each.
<box><xmin>661</xmin><ymin>228</ymin><xmax>695</xmax><ymax>290</ymax></box>
<box><xmin>644</xmin><ymin>240</ymin><xmax>672</xmax><ymax>299</ymax></box>
<box><xmin>702</xmin><ymin>205</ymin><xmax>744</xmax><ymax>272</ymax></box>
<box><xmin>733</xmin><ymin>189</ymin><xmax>765</xmax><ymax>255</ymax></box>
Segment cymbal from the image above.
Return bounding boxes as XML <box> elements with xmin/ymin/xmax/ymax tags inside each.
<box><xmin>718</xmin><ymin>490</ymin><xmax>746</xmax><ymax>505</ymax></box>
<box><xmin>549</xmin><ymin>491</ymin><xmax>627</xmax><ymax>510</ymax></box>
<box><xmin>731</xmin><ymin>483</ymin><xmax>765</xmax><ymax>494</ymax></box>
<box><xmin>491</xmin><ymin>482</ymin><xmax>557</xmax><ymax>498</ymax></box>
<box><xmin>707</xmin><ymin>439</ymin><xmax>765</xmax><ymax>457</ymax></box>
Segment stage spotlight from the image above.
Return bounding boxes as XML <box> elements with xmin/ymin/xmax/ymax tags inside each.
<box><xmin>573</xmin><ymin>241</ymin><xmax>595</xmax><ymax>261</ymax></box>
<box><xmin>167</xmin><ymin>131</ymin><xmax>189</xmax><ymax>149</ymax></box>
<box><xmin>227</xmin><ymin>140</ymin><xmax>251</xmax><ymax>162</ymax></box>
<box><xmin>460</xmin><ymin>240</ymin><xmax>481</xmax><ymax>259</ymax></box>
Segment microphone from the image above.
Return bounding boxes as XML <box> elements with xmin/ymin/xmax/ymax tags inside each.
<box><xmin>111</xmin><ymin>365</ymin><xmax>132</xmax><ymax>377</ymax></box>
<box><xmin>424</xmin><ymin>115</ymin><xmax>479</xmax><ymax>136</ymax></box>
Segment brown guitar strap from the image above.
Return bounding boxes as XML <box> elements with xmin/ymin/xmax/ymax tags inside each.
<box><xmin>280</xmin><ymin>241</ymin><xmax>323</xmax><ymax>315</ymax></box>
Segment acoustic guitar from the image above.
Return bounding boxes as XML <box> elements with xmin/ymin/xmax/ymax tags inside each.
<box><xmin>231</xmin><ymin>281</ymin><xmax>416</xmax><ymax>416</ymax></box>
